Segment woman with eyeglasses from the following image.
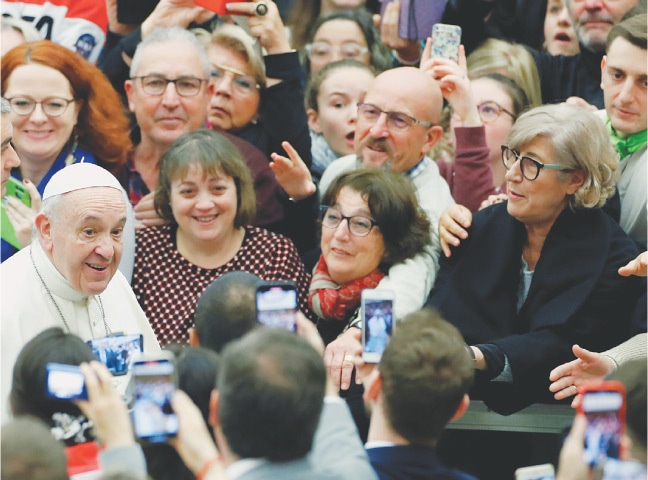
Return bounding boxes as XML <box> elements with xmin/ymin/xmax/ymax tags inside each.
<box><xmin>427</xmin><ymin>104</ymin><xmax>643</xmax><ymax>415</ymax></box>
<box><xmin>309</xmin><ymin>167</ymin><xmax>430</xmax><ymax>438</ymax></box>
<box><xmin>0</xmin><ymin>40</ymin><xmax>131</xmax><ymax>262</ymax></box>
<box><xmin>423</xmin><ymin>42</ymin><xmax>530</xmax><ymax>212</ymax></box>
<box><xmin>196</xmin><ymin>3</ymin><xmax>312</xmax><ymax>171</ymax></box>
<box><xmin>301</xmin><ymin>9</ymin><xmax>392</xmax><ymax>75</ymax></box>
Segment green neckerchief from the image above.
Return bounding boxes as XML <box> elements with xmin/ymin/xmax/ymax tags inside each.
<box><xmin>606</xmin><ymin>116</ymin><xmax>647</xmax><ymax>158</ymax></box>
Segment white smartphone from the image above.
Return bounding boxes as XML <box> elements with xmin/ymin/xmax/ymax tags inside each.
<box><xmin>430</xmin><ymin>23</ymin><xmax>462</xmax><ymax>62</ymax></box>
<box><xmin>131</xmin><ymin>352</ymin><xmax>179</xmax><ymax>444</ymax></box>
<box><xmin>361</xmin><ymin>289</ymin><xmax>395</xmax><ymax>363</ymax></box>
<box><xmin>514</xmin><ymin>463</ymin><xmax>555</xmax><ymax>480</ymax></box>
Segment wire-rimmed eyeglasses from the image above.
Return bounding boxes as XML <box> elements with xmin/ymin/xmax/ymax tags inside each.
<box><xmin>320</xmin><ymin>206</ymin><xmax>379</xmax><ymax>237</ymax></box>
<box><xmin>357</xmin><ymin>102</ymin><xmax>433</xmax><ymax>132</ymax></box>
<box><xmin>501</xmin><ymin>145</ymin><xmax>573</xmax><ymax>181</ymax></box>
<box><xmin>6</xmin><ymin>96</ymin><xmax>76</xmax><ymax>117</ymax></box>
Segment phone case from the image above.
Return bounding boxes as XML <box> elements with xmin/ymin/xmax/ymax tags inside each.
<box><xmin>380</xmin><ymin>0</ymin><xmax>446</xmax><ymax>41</ymax></box>
<box><xmin>1</xmin><ymin>177</ymin><xmax>31</xmax><ymax>249</ymax></box>
<box><xmin>577</xmin><ymin>380</ymin><xmax>626</xmax><ymax>467</ymax></box>
<box><xmin>193</xmin><ymin>0</ymin><xmax>248</xmax><ymax>15</ymax></box>
<box><xmin>430</xmin><ymin>23</ymin><xmax>462</xmax><ymax>62</ymax></box>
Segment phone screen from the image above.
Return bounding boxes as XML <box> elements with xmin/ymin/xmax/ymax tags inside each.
<box><xmin>582</xmin><ymin>390</ymin><xmax>624</xmax><ymax>467</ymax></box>
<box><xmin>46</xmin><ymin>363</ymin><xmax>87</xmax><ymax>401</ymax></box>
<box><xmin>131</xmin><ymin>358</ymin><xmax>178</xmax><ymax>443</ymax></box>
<box><xmin>256</xmin><ymin>284</ymin><xmax>297</xmax><ymax>331</ymax></box>
<box><xmin>362</xmin><ymin>295</ymin><xmax>394</xmax><ymax>363</ymax></box>
<box><xmin>87</xmin><ymin>334</ymin><xmax>143</xmax><ymax>376</ymax></box>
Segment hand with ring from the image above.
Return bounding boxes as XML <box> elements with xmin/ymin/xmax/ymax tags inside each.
<box><xmin>225</xmin><ymin>0</ymin><xmax>291</xmax><ymax>54</ymax></box>
<box><xmin>324</xmin><ymin>327</ymin><xmax>362</xmax><ymax>390</ymax></box>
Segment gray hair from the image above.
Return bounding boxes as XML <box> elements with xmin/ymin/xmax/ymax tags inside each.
<box><xmin>130</xmin><ymin>26</ymin><xmax>211</xmax><ymax>78</ymax></box>
<box><xmin>506</xmin><ymin>104</ymin><xmax>618</xmax><ymax>209</ymax></box>
<box><xmin>1</xmin><ymin>97</ymin><xmax>10</xmax><ymax>115</ymax></box>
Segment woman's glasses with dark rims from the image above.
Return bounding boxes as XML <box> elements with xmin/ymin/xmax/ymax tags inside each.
<box><xmin>501</xmin><ymin>145</ymin><xmax>572</xmax><ymax>181</ymax></box>
<box><xmin>131</xmin><ymin>75</ymin><xmax>207</xmax><ymax>97</ymax></box>
<box><xmin>320</xmin><ymin>206</ymin><xmax>378</xmax><ymax>237</ymax></box>
<box><xmin>7</xmin><ymin>97</ymin><xmax>76</xmax><ymax>117</ymax></box>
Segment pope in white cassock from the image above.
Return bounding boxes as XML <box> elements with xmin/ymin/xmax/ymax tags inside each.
<box><xmin>1</xmin><ymin>163</ymin><xmax>160</xmax><ymax>423</ymax></box>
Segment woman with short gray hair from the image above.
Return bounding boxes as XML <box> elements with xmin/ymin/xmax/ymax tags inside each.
<box><xmin>428</xmin><ymin>103</ymin><xmax>643</xmax><ymax>415</ymax></box>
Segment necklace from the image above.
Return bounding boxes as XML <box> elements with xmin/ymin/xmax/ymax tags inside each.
<box><xmin>29</xmin><ymin>245</ymin><xmax>110</xmax><ymax>336</ymax></box>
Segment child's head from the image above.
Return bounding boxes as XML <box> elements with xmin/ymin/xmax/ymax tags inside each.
<box><xmin>306</xmin><ymin>59</ymin><xmax>375</xmax><ymax>157</ymax></box>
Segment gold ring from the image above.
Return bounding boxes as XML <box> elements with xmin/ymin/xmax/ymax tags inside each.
<box><xmin>255</xmin><ymin>2</ymin><xmax>268</xmax><ymax>16</ymax></box>
<box><xmin>343</xmin><ymin>354</ymin><xmax>355</xmax><ymax>364</ymax></box>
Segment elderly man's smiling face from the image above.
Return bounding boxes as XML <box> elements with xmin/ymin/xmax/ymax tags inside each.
<box><xmin>37</xmin><ymin>187</ymin><xmax>127</xmax><ymax>296</ymax></box>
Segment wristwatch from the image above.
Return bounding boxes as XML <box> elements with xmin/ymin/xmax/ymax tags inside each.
<box><xmin>466</xmin><ymin>344</ymin><xmax>476</xmax><ymax>364</ymax></box>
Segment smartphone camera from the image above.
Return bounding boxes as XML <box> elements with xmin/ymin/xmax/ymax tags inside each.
<box><xmin>581</xmin><ymin>385</ymin><xmax>625</xmax><ymax>467</ymax></box>
<box><xmin>87</xmin><ymin>334</ymin><xmax>143</xmax><ymax>376</ymax></box>
<box><xmin>46</xmin><ymin>363</ymin><xmax>88</xmax><ymax>401</ymax></box>
<box><xmin>131</xmin><ymin>354</ymin><xmax>179</xmax><ymax>443</ymax></box>
<box><xmin>361</xmin><ymin>289</ymin><xmax>394</xmax><ymax>363</ymax></box>
<box><xmin>256</xmin><ymin>282</ymin><xmax>298</xmax><ymax>331</ymax></box>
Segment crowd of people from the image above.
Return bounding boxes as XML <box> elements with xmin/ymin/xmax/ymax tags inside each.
<box><xmin>0</xmin><ymin>0</ymin><xmax>646</xmax><ymax>479</ymax></box>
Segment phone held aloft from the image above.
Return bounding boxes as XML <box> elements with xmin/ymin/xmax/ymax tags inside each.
<box><xmin>430</xmin><ymin>23</ymin><xmax>462</xmax><ymax>62</ymax></box>
<box><xmin>361</xmin><ymin>289</ymin><xmax>395</xmax><ymax>364</ymax></box>
<box><xmin>46</xmin><ymin>363</ymin><xmax>88</xmax><ymax>401</ymax></box>
<box><xmin>256</xmin><ymin>281</ymin><xmax>298</xmax><ymax>332</ymax></box>
<box><xmin>131</xmin><ymin>352</ymin><xmax>179</xmax><ymax>444</ymax></box>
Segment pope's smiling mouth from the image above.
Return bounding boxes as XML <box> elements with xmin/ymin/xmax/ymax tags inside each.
<box><xmin>87</xmin><ymin>263</ymin><xmax>107</xmax><ymax>271</ymax></box>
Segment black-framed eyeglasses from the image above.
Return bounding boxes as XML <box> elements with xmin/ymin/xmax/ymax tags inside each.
<box><xmin>501</xmin><ymin>145</ymin><xmax>573</xmax><ymax>181</ymax></box>
<box><xmin>6</xmin><ymin>96</ymin><xmax>76</xmax><ymax>117</ymax></box>
<box><xmin>131</xmin><ymin>75</ymin><xmax>208</xmax><ymax>97</ymax></box>
<box><xmin>357</xmin><ymin>102</ymin><xmax>433</xmax><ymax>131</ymax></box>
<box><xmin>210</xmin><ymin>64</ymin><xmax>260</xmax><ymax>96</ymax></box>
<box><xmin>304</xmin><ymin>41</ymin><xmax>369</xmax><ymax>60</ymax></box>
<box><xmin>320</xmin><ymin>206</ymin><xmax>379</xmax><ymax>237</ymax></box>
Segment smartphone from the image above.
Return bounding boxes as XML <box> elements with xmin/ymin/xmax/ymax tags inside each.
<box><xmin>514</xmin><ymin>463</ymin><xmax>555</xmax><ymax>480</ymax></box>
<box><xmin>1</xmin><ymin>177</ymin><xmax>31</xmax><ymax>249</ymax></box>
<box><xmin>116</xmin><ymin>0</ymin><xmax>160</xmax><ymax>24</ymax></box>
<box><xmin>578</xmin><ymin>381</ymin><xmax>626</xmax><ymax>468</ymax></box>
<box><xmin>430</xmin><ymin>23</ymin><xmax>462</xmax><ymax>62</ymax></box>
<box><xmin>87</xmin><ymin>334</ymin><xmax>143</xmax><ymax>376</ymax></box>
<box><xmin>256</xmin><ymin>281</ymin><xmax>298</xmax><ymax>331</ymax></box>
<box><xmin>46</xmin><ymin>363</ymin><xmax>88</xmax><ymax>401</ymax></box>
<box><xmin>380</xmin><ymin>0</ymin><xmax>446</xmax><ymax>41</ymax></box>
<box><xmin>131</xmin><ymin>352</ymin><xmax>179</xmax><ymax>444</ymax></box>
<box><xmin>361</xmin><ymin>289</ymin><xmax>394</xmax><ymax>363</ymax></box>
<box><xmin>193</xmin><ymin>0</ymin><xmax>250</xmax><ymax>15</ymax></box>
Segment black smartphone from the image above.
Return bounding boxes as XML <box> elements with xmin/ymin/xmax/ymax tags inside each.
<box><xmin>46</xmin><ymin>363</ymin><xmax>88</xmax><ymax>401</ymax></box>
<box><xmin>578</xmin><ymin>380</ymin><xmax>626</xmax><ymax>468</ymax></box>
<box><xmin>87</xmin><ymin>334</ymin><xmax>143</xmax><ymax>376</ymax></box>
<box><xmin>255</xmin><ymin>281</ymin><xmax>298</xmax><ymax>331</ymax></box>
<box><xmin>131</xmin><ymin>352</ymin><xmax>179</xmax><ymax>444</ymax></box>
<box><xmin>361</xmin><ymin>289</ymin><xmax>395</xmax><ymax>363</ymax></box>
<box><xmin>116</xmin><ymin>0</ymin><xmax>160</xmax><ymax>24</ymax></box>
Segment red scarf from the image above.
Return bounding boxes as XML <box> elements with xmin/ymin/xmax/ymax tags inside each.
<box><xmin>308</xmin><ymin>255</ymin><xmax>385</xmax><ymax>321</ymax></box>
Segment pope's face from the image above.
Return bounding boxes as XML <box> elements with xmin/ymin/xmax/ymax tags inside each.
<box><xmin>40</xmin><ymin>187</ymin><xmax>126</xmax><ymax>296</ymax></box>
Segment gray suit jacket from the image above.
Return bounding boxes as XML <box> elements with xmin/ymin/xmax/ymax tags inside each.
<box><xmin>237</xmin><ymin>399</ymin><xmax>377</xmax><ymax>480</ymax></box>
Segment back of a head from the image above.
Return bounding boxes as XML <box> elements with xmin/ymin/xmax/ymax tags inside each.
<box><xmin>2</xmin><ymin>416</ymin><xmax>68</xmax><ymax>480</ymax></box>
<box><xmin>218</xmin><ymin>328</ymin><xmax>326</xmax><ymax>461</ymax></box>
<box><xmin>194</xmin><ymin>271</ymin><xmax>263</xmax><ymax>353</ymax></box>
<box><xmin>379</xmin><ymin>308</ymin><xmax>474</xmax><ymax>443</ymax></box>
<box><xmin>607</xmin><ymin>359</ymin><xmax>647</xmax><ymax>454</ymax></box>
<box><xmin>10</xmin><ymin>327</ymin><xmax>96</xmax><ymax>431</ymax></box>
<box><xmin>467</xmin><ymin>38</ymin><xmax>542</xmax><ymax>108</ymax></box>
